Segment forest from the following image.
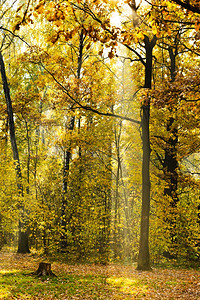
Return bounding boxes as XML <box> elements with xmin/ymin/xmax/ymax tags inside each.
<box><xmin>0</xmin><ymin>0</ymin><xmax>199</xmax><ymax>297</ymax></box>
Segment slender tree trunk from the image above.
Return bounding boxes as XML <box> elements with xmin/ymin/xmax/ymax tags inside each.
<box><xmin>113</xmin><ymin>122</ymin><xmax>122</xmax><ymax>259</ymax></box>
<box><xmin>60</xmin><ymin>116</ymin><xmax>75</xmax><ymax>251</ymax></box>
<box><xmin>0</xmin><ymin>52</ymin><xmax>22</xmax><ymax>186</ymax></box>
<box><xmin>60</xmin><ymin>29</ymin><xmax>85</xmax><ymax>251</ymax></box>
<box><xmin>0</xmin><ymin>52</ymin><xmax>30</xmax><ymax>253</ymax></box>
<box><xmin>164</xmin><ymin>46</ymin><xmax>178</xmax><ymax>204</ymax></box>
<box><xmin>98</xmin><ymin>137</ymin><xmax>112</xmax><ymax>264</ymax></box>
<box><xmin>33</xmin><ymin>95</ymin><xmax>44</xmax><ymax>201</ymax></box>
<box><xmin>137</xmin><ymin>35</ymin><xmax>157</xmax><ymax>270</ymax></box>
<box><xmin>163</xmin><ymin>46</ymin><xmax>178</xmax><ymax>256</ymax></box>
<box><xmin>25</xmin><ymin>120</ymin><xmax>30</xmax><ymax>194</ymax></box>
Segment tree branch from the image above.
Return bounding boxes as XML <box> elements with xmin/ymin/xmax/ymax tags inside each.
<box><xmin>0</xmin><ymin>26</ymin><xmax>30</xmax><ymax>47</ymax></box>
<box><xmin>170</xmin><ymin>0</ymin><xmax>200</xmax><ymax>14</ymax></box>
<box><xmin>41</xmin><ymin>63</ymin><xmax>141</xmax><ymax>125</ymax></box>
<box><xmin>70</xmin><ymin>1</ymin><xmax>146</xmax><ymax>66</ymax></box>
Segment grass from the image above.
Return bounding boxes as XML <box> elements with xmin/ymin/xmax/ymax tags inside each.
<box><xmin>0</xmin><ymin>252</ymin><xmax>200</xmax><ymax>299</ymax></box>
<box><xmin>0</xmin><ymin>270</ymin><xmax>110</xmax><ymax>299</ymax></box>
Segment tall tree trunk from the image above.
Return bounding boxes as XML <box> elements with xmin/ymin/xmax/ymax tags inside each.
<box><xmin>113</xmin><ymin>121</ymin><xmax>123</xmax><ymax>259</ymax></box>
<box><xmin>60</xmin><ymin>116</ymin><xmax>75</xmax><ymax>251</ymax></box>
<box><xmin>98</xmin><ymin>136</ymin><xmax>112</xmax><ymax>264</ymax></box>
<box><xmin>164</xmin><ymin>46</ymin><xmax>178</xmax><ymax>204</ymax></box>
<box><xmin>25</xmin><ymin>120</ymin><xmax>31</xmax><ymax>194</ymax></box>
<box><xmin>60</xmin><ymin>29</ymin><xmax>85</xmax><ymax>251</ymax></box>
<box><xmin>163</xmin><ymin>46</ymin><xmax>178</xmax><ymax>255</ymax></box>
<box><xmin>0</xmin><ymin>52</ymin><xmax>30</xmax><ymax>253</ymax></box>
<box><xmin>137</xmin><ymin>35</ymin><xmax>157</xmax><ymax>270</ymax></box>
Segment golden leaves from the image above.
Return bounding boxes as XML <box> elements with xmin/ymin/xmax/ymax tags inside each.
<box><xmin>35</xmin><ymin>2</ymin><xmax>44</xmax><ymax>14</ymax></box>
<box><xmin>137</xmin><ymin>31</ymin><xmax>144</xmax><ymax>40</ymax></box>
<box><xmin>152</xmin><ymin>24</ymin><xmax>158</xmax><ymax>35</ymax></box>
<box><xmin>195</xmin><ymin>21</ymin><xmax>200</xmax><ymax>31</ymax></box>
<box><xmin>2</xmin><ymin>253</ymin><xmax>200</xmax><ymax>299</ymax></box>
<box><xmin>46</xmin><ymin>32</ymin><xmax>59</xmax><ymax>44</ymax></box>
<box><xmin>108</xmin><ymin>49</ymin><xmax>115</xmax><ymax>59</ymax></box>
<box><xmin>35</xmin><ymin>0</ymin><xmax>45</xmax><ymax>12</ymax></box>
<box><xmin>35</xmin><ymin>0</ymin><xmax>66</xmax><ymax>24</ymax></box>
<box><xmin>12</xmin><ymin>16</ymin><xmax>23</xmax><ymax>31</ymax></box>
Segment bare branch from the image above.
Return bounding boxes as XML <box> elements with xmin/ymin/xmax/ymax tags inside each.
<box><xmin>0</xmin><ymin>26</ymin><xmax>30</xmax><ymax>47</ymax></box>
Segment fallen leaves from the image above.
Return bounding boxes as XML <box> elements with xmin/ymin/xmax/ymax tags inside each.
<box><xmin>0</xmin><ymin>252</ymin><xmax>199</xmax><ymax>299</ymax></box>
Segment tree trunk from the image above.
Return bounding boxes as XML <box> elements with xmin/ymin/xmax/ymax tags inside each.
<box><xmin>163</xmin><ymin>46</ymin><xmax>178</xmax><ymax>257</ymax></box>
<box><xmin>33</xmin><ymin>262</ymin><xmax>56</xmax><ymax>277</ymax></box>
<box><xmin>99</xmin><ymin>140</ymin><xmax>112</xmax><ymax>264</ymax></box>
<box><xmin>60</xmin><ymin>29</ymin><xmax>85</xmax><ymax>251</ymax></box>
<box><xmin>113</xmin><ymin>121</ymin><xmax>123</xmax><ymax>259</ymax></box>
<box><xmin>60</xmin><ymin>116</ymin><xmax>75</xmax><ymax>251</ymax></box>
<box><xmin>137</xmin><ymin>35</ymin><xmax>157</xmax><ymax>270</ymax></box>
<box><xmin>17</xmin><ymin>221</ymin><xmax>30</xmax><ymax>253</ymax></box>
<box><xmin>164</xmin><ymin>46</ymin><xmax>178</xmax><ymax>205</ymax></box>
<box><xmin>0</xmin><ymin>52</ymin><xmax>30</xmax><ymax>254</ymax></box>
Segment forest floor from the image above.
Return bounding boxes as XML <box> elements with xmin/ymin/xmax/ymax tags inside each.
<box><xmin>0</xmin><ymin>252</ymin><xmax>200</xmax><ymax>299</ymax></box>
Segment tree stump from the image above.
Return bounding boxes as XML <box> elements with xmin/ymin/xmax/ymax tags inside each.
<box><xmin>33</xmin><ymin>262</ymin><xmax>56</xmax><ymax>277</ymax></box>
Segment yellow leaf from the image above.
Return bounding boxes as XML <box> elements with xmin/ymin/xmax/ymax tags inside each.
<box><xmin>152</xmin><ymin>25</ymin><xmax>157</xmax><ymax>35</ymax></box>
<box><xmin>55</xmin><ymin>20</ymin><xmax>62</xmax><ymax>27</ymax></box>
<box><xmin>36</xmin><ymin>5</ymin><xmax>44</xmax><ymax>14</ymax></box>
<box><xmin>137</xmin><ymin>31</ymin><xmax>144</xmax><ymax>40</ymax></box>
<box><xmin>167</xmin><ymin>28</ymin><xmax>172</xmax><ymax>35</ymax></box>
<box><xmin>195</xmin><ymin>22</ymin><xmax>200</xmax><ymax>32</ymax></box>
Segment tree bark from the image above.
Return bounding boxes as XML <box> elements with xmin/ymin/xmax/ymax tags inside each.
<box><xmin>163</xmin><ymin>46</ymin><xmax>179</xmax><ymax>257</ymax></box>
<box><xmin>0</xmin><ymin>51</ymin><xmax>30</xmax><ymax>254</ymax></box>
<box><xmin>60</xmin><ymin>115</ymin><xmax>75</xmax><ymax>251</ymax></box>
<box><xmin>137</xmin><ymin>35</ymin><xmax>157</xmax><ymax>270</ymax></box>
<box><xmin>170</xmin><ymin>0</ymin><xmax>200</xmax><ymax>15</ymax></box>
<box><xmin>33</xmin><ymin>262</ymin><xmax>56</xmax><ymax>277</ymax></box>
<box><xmin>60</xmin><ymin>29</ymin><xmax>85</xmax><ymax>251</ymax></box>
<box><xmin>163</xmin><ymin>46</ymin><xmax>178</xmax><ymax>205</ymax></box>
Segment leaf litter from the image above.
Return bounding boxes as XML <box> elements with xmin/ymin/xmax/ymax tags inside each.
<box><xmin>0</xmin><ymin>253</ymin><xmax>199</xmax><ymax>299</ymax></box>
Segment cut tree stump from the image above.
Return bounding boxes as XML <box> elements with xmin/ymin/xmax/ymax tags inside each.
<box><xmin>33</xmin><ymin>262</ymin><xmax>56</xmax><ymax>277</ymax></box>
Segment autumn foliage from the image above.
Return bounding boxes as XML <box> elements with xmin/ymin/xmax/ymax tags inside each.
<box><xmin>0</xmin><ymin>0</ymin><xmax>199</xmax><ymax>273</ymax></box>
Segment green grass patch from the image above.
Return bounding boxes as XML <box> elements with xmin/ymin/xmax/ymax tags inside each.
<box><xmin>0</xmin><ymin>270</ymin><xmax>111</xmax><ymax>299</ymax></box>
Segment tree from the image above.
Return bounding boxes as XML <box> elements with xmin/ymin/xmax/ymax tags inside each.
<box><xmin>147</xmin><ymin>0</ymin><xmax>200</xmax><ymax>259</ymax></box>
<box><xmin>0</xmin><ymin>52</ymin><xmax>30</xmax><ymax>253</ymax></box>
<box><xmin>15</xmin><ymin>0</ymin><xmax>116</xmax><ymax>260</ymax></box>
<box><xmin>136</xmin><ymin>35</ymin><xmax>157</xmax><ymax>270</ymax></box>
<box><xmin>4</xmin><ymin>0</ymin><xmax>199</xmax><ymax>266</ymax></box>
<box><xmin>30</xmin><ymin>0</ymin><xmax>156</xmax><ymax>269</ymax></box>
